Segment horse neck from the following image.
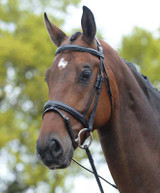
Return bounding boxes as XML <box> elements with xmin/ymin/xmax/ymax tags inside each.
<box><xmin>98</xmin><ymin>42</ymin><xmax>160</xmax><ymax>193</ymax></box>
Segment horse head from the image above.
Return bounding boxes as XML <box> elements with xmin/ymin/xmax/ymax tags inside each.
<box><xmin>36</xmin><ymin>6</ymin><xmax>112</xmax><ymax>170</ymax></box>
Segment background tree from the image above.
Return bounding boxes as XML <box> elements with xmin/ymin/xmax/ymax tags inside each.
<box><xmin>119</xmin><ymin>27</ymin><xmax>160</xmax><ymax>90</ymax></box>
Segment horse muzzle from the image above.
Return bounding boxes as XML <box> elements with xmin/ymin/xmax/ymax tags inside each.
<box><xmin>36</xmin><ymin>138</ymin><xmax>74</xmax><ymax>169</ymax></box>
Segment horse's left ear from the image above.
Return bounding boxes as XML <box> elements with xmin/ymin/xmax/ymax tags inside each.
<box><xmin>81</xmin><ymin>6</ymin><xmax>96</xmax><ymax>43</ymax></box>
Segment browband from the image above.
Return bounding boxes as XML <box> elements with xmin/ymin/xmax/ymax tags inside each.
<box><xmin>56</xmin><ymin>45</ymin><xmax>104</xmax><ymax>58</ymax></box>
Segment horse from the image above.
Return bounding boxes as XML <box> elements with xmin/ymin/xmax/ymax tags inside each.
<box><xmin>36</xmin><ymin>6</ymin><xmax>160</xmax><ymax>193</ymax></box>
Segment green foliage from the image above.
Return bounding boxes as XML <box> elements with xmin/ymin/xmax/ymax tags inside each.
<box><xmin>0</xmin><ymin>0</ymin><xmax>82</xmax><ymax>192</ymax></box>
<box><xmin>119</xmin><ymin>27</ymin><xmax>160</xmax><ymax>87</ymax></box>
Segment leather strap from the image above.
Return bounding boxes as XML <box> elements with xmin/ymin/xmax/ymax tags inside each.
<box><xmin>56</xmin><ymin>45</ymin><xmax>104</xmax><ymax>58</ymax></box>
<box><xmin>43</xmin><ymin>101</ymin><xmax>88</xmax><ymax>128</ymax></box>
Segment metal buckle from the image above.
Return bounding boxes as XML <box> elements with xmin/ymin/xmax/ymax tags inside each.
<box><xmin>75</xmin><ymin>128</ymin><xmax>93</xmax><ymax>149</ymax></box>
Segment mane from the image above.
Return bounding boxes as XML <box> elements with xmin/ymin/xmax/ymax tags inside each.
<box><xmin>122</xmin><ymin>58</ymin><xmax>160</xmax><ymax>96</ymax></box>
<box><xmin>70</xmin><ymin>32</ymin><xmax>82</xmax><ymax>42</ymax></box>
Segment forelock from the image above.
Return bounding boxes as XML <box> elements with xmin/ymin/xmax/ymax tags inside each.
<box><xmin>70</xmin><ymin>32</ymin><xmax>82</xmax><ymax>42</ymax></box>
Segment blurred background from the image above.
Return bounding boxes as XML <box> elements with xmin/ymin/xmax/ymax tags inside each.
<box><xmin>0</xmin><ymin>0</ymin><xmax>160</xmax><ymax>192</ymax></box>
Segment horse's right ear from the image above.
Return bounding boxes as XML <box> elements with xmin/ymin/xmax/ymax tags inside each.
<box><xmin>44</xmin><ymin>13</ymin><xmax>67</xmax><ymax>47</ymax></box>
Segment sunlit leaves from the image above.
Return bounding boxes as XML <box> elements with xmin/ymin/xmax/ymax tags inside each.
<box><xmin>119</xmin><ymin>27</ymin><xmax>160</xmax><ymax>86</ymax></box>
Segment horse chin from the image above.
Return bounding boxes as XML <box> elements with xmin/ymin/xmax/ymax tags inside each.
<box><xmin>48</xmin><ymin>160</ymin><xmax>71</xmax><ymax>170</ymax></box>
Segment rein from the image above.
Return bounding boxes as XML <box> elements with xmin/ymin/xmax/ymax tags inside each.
<box><xmin>43</xmin><ymin>39</ymin><xmax>117</xmax><ymax>192</ymax></box>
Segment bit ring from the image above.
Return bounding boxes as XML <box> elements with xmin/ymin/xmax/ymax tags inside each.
<box><xmin>75</xmin><ymin>128</ymin><xmax>93</xmax><ymax>149</ymax></box>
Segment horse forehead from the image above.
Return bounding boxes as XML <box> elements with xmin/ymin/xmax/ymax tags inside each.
<box><xmin>57</xmin><ymin>58</ymin><xmax>68</xmax><ymax>70</ymax></box>
<box><xmin>56</xmin><ymin>52</ymin><xmax>90</xmax><ymax>69</ymax></box>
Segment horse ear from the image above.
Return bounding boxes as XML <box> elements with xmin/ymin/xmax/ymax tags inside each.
<box><xmin>81</xmin><ymin>6</ymin><xmax>96</xmax><ymax>43</ymax></box>
<box><xmin>44</xmin><ymin>13</ymin><xmax>67</xmax><ymax>47</ymax></box>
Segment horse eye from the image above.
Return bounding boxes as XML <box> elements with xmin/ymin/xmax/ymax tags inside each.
<box><xmin>80</xmin><ymin>69</ymin><xmax>92</xmax><ymax>82</ymax></box>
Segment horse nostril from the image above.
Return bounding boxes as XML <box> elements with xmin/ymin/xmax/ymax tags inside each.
<box><xmin>49</xmin><ymin>139</ymin><xmax>63</xmax><ymax>158</ymax></box>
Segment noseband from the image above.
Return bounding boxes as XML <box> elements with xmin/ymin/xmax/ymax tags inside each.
<box><xmin>43</xmin><ymin>39</ymin><xmax>113</xmax><ymax>148</ymax></box>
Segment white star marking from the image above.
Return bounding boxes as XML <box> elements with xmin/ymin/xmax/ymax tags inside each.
<box><xmin>57</xmin><ymin>58</ymin><xmax>68</xmax><ymax>70</ymax></box>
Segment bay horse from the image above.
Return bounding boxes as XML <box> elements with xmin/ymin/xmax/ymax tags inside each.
<box><xmin>36</xmin><ymin>6</ymin><xmax>160</xmax><ymax>193</ymax></box>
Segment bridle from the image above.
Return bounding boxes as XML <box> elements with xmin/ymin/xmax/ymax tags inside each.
<box><xmin>43</xmin><ymin>39</ymin><xmax>113</xmax><ymax>147</ymax></box>
<box><xmin>42</xmin><ymin>39</ymin><xmax>117</xmax><ymax>192</ymax></box>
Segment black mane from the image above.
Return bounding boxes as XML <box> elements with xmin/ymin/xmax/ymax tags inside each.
<box><xmin>122</xmin><ymin>58</ymin><xmax>160</xmax><ymax>96</ymax></box>
<box><xmin>70</xmin><ymin>32</ymin><xmax>82</xmax><ymax>42</ymax></box>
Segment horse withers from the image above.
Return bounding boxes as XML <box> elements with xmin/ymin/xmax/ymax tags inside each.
<box><xmin>36</xmin><ymin>6</ymin><xmax>160</xmax><ymax>193</ymax></box>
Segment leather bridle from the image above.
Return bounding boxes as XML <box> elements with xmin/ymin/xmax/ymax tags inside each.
<box><xmin>42</xmin><ymin>39</ymin><xmax>113</xmax><ymax>148</ymax></box>
<box><xmin>42</xmin><ymin>39</ymin><xmax>116</xmax><ymax>192</ymax></box>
